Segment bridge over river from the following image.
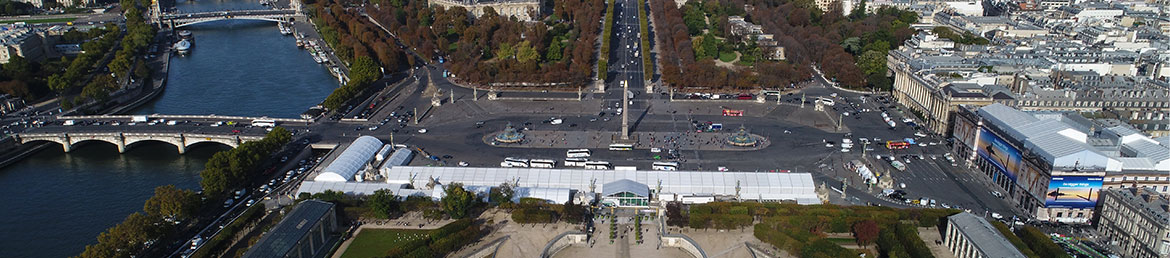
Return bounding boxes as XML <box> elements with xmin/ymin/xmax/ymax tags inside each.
<box><xmin>14</xmin><ymin>114</ymin><xmax>312</xmax><ymax>154</ymax></box>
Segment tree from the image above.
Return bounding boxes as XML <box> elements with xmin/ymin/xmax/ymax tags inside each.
<box><xmin>849</xmin><ymin>0</ymin><xmax>867</xmax><ymax>20</ymax></box>
<box><xmin>515</xmin><ymin>40</ymin><xmax>540</xmax><ymax>63</ymax></box>
<box><xmin>368</xmin><ymin>189</ymin><xmax>400</xmax><ymax>219</ymax></box>
<box><xmin>348</xmin><ymin>56</ymin><xmax>382</xmax><ymax>87</ymax></box>
<box><xmin>108</xmin><ymin>53</ymin><xmax>132</xmax><ymax>79</ymax></box>
<box><xmin>495</xmin><ymin>42</ymin><xmax>515</xmax><ymax>60</ymax></box>
<box><xmin>81</xmin><ymin>74</ymin><xmax>117</xmax><ymax>102</ymax></box>
<box><xmin>545</xmin><ymin>39</ymin><xmax>564</xmax><ymax>61</ymax></box>
<box><xmin>857</xmin><ymin>50</ymin><xmax>887</xmax><ymax>76</ymax></box>
<box><xmin>440</xmin><ymin>183</ymin><xmax>475</xmax><ymax>219</ymax></box>
<box><xmin>841</xmin><ymin>37</ymin><xmax>862</xmax><ymax>54</ymax></box>
<box><xmin>852</xmin><ymin>220</ymin><xmax>880</xmax><ymax>247</ymax></box>
<box><xmin>2</xmin><ymin>55</ymin><xmax>32</xmax><ymax>81</ymax></box>
<box><xmin>489</xmin><ymin>183</ymin><xmax>514</xmax><ymax>206</ymax></box>
<box><xmin>143</xmin><ymin>185</ymin><xmax>199</xmax><ymax>222</ymax></box>
<box><xmin>665</xmin><ymin>202</ymin><xmax>687</xmax><ymax>227</ymax></box>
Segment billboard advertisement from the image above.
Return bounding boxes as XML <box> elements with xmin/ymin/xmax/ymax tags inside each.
<box><xmin>1017</xmin><ymin>164</ymin><xmax>1050</xmax><ymax>202</ymax></box>
<box><xmin>1045</xmin><ymin>176</ymin><xmax>1103</xmax><ymax>208</ymax></box>
<box><xmin>976</xmin><ymin>129</ymin><xmax>1023</xmax><ymax>181</ymax></box>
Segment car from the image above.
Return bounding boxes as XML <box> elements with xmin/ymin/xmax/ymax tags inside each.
<box><xmin>223</xmin><ymin>199</ymin><xmax>234</xmax><ymax>208</ymax></box>
<box><xmin>245</xmin><ymin>199</ymin><xmax>256</xmax><ymax>207</ymax></box>
<box><xmin>418</xmin><ymin>128</ymin><xmax>428</xmax><ymax>134</ymax></box>
<box><xmin>650</xmin><ymin>148</ymin><xmax>661</xmax><ymax>153</ymax></box>
<box><xmin>458</xmin><ymin>161</ymin><xmax>469</xmax><ymax>167</ymax></box>
<box><xmin>825</xmin><ymin>143</ymin><xmax>835</xmax><ymax>148</ymax></box>
<box><xmin>442</xmin><ymin>155</ymin><xmax>453</xmax><ymax>159</ymax></box>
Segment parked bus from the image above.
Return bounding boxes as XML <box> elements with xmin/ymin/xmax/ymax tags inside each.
<box><xmin>566</xmin><ymin>149</ymin><xmax>592</xmax><ymax>158</ymax></box>
<box><xmin>885</xmin><ymin>141</ymin><xmax>909</xmax><ymax>150</ymax></box>
<box><xmin>500</xmin><ymin>157</ymin><xmax>529</xmax><ymax>168</ymax></box>
<box><xmin>529</xmin><ymin>159</ymin><xmax>556</xmax><ymax>168</ymax></box>
<box><xmin>608</xmin><ymin>143</ymin><xmax>633</xmax><ymax>151</ymax></box>
<box><xmin>584</xmin><ymin>161</ymin><xmax>612</xmax><ymax>170</ymax></box>
<box><xmin>564</xmin><ymin>158</ymin><xmax>590</xmax><ymax>167</ymax></box>
<box><xmin>252</xmin><ymin>119</ymin><xmax>277</xmax><ymax>127</ymax></box>
<box><xmin>652</xmin><ymin>161</ymin><xmax>680</xmax><ymax>171</ymax></box>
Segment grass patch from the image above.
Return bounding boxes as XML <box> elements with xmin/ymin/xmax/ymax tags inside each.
<box><xmin>718</xmin><ymin>51</ymin><xmax>737</xmax><ymax>63</ymax></box>
<box><xmin>1</xmin><ymin>17</ymin><xmax>78</xmax><ymax>24</ymax></box>
<box><xmin>339</xmin><ymin>228</ymin><xmax>434</xmax><ymax>258</ymax></box>
<box><xmin>826</xmin><ymin>237</ymin><xmax>856</xmax><ymax>245</ymax></box>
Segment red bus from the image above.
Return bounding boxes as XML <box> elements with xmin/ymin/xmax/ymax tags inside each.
<box><xmin>886</xmin><ymin>141</ymin><xmax>909</xmax><ymax>150</ymax></box>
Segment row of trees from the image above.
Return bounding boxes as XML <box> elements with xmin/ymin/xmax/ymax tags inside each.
<box><xmin>75</xmin><ymin>127</ymin><xmax>289</xmax><ymax>257</ymax></box>
<box><xmin>992</xmin><ymin>221</ymin><xmax>1043</xmax><ymax>258</ymax></box>
<box><xmin>321</xmin><ymin>56</ymin><xmax>381</xmax><ymax>110</ymax></box>
<box><xmin>1014</xmin><ymin>225</ymin><xmax>1072</xmax><ymax>258</ymax></box>
<box><xmin>309</xmin><ymin>0</ymin><xmax>409</xmax><ymax>111</ymax></box>
<box><xmin>599</xmin><ymin>0</ymin><xmax>616</xmax><ymax>81</ymax></box>
<box><xmin>668</xmin><ymin>202</ymin><xmax>956</xmax><ymax>258</ymax></box>
<box><xmin>369</xmin><ymin>0</ymin><xmax>603</xmax><ymax>88</ymax></box>
<box><xmin>638</xmin><ymin>0</ymin><xmax>652</xmax><ymax>77</ymax></box>
<box><xmin>509</xmin><ymin>197</ymin><xmax>589</xmax><ymax>224</ymax></box>
<box><xmin>874</xmin><ymin>223</ymin><xmax>935</xmax><ymax>258</ymax></box>
<box><xmin>199</xmin><ymin>127</ymin><xmax>292</xmax><ymax>198</ymax></box>
<box><xmin>74</xmin><ymin>185</ymin><xmax>203</xmax><ymax>258</ymax></box>
<box><xmin>311</xmin><ymin>0</ymin><xmax>411</xmax><ymax>70</ymax></box>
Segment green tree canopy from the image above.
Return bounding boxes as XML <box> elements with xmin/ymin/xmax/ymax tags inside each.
<box><xmin>440</xmin><ymin>183</ymin><xmax>475</xmax><ymax>219</ymax></box>
<box><xmin>368</xmin><ymin>189</ymin><xmax>400</xmax><ymax>219</ymax></box>
<box><xmin>143</xmin><ymin>185</ymin><xmax>200</xmax><ymax>221</ymax></box>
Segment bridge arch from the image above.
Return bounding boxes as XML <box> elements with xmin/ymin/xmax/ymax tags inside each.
<box><xmin>69</xmin><ymin>139</ymin><xmax>123</xmax><ymax>152</ymax></box>
<box><xmin>123</xmin><ymin>139</ymin><xmax>183</xmax><ymax>154</ymax></box>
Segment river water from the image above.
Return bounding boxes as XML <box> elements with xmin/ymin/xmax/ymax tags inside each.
<box><xmin>0</xmin><ymin>1</ymin><xmax>336</xmax><ymax>257</ymax></box>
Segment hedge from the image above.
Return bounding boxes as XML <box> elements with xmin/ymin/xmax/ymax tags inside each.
<box><xmin>991</xmin><ymin>221</ymin><xmax>1040</xmax><ymax>258</ymax></box>
<box><xmin>1017</xmin><ymin>226</ymin><xmax>1071</xmax><ymax>258</ymax></box>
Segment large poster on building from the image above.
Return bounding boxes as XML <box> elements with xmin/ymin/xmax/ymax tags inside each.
<box><xmin>976</xmin><ymin>129</ymin><xmax>1023</xmax><ymax>181</ymax></box>
<box><xmin>1017</xmin><ymin>164</ymin><xmax>1050</xmax><ymax>202</ymax></box>
<box><xmin>1045</xmin><ymin>176</ymin><xmax>1103</xmax><ymax>208</ymax></box>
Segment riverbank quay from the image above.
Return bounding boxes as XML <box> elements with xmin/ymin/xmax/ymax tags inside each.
<box><xmin>0</xmin><ymin>30</ymin><xmax>176</xmax><ymax>170</ymax></box>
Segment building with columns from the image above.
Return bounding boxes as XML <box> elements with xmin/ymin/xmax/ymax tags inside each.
<box><xmin>429</xmin><ymin>0</ymin><xmax>543</xmax><ymax>21</ymax></box>
<box><xmin>943</xmin><ymin>212</ymin><xmax>1027</xmax><ymax>258</ymax></box>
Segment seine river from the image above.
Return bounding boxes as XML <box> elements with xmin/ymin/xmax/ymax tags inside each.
<box><xmin>0</xmin><ymin>1</ymin><xmax>337</xmax><ymax>256</ymax></box>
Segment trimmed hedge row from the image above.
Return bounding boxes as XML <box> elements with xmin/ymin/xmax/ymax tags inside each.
<box><xmin>991</xmin><ymin>221</ymin><xmax>1041</xmax><ymax>258</ymax></box>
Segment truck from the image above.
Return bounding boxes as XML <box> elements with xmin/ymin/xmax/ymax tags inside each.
<box><xmin>132</xmin><ymin>115</ymin><xmax>148</xmax><ymax>122</ymax></box>
<box><xmin>63</xmin><ymin>120</ymin><xmax>75</xmax><ymax>126</ymax></box>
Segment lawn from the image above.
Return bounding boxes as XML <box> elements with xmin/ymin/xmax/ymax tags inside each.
<box><xmin>718</xmin><ymin>51</ymin><xmax>737</xmax><ymax>63</ymax></box>
<box><xmin>1</xmin><ymin>17</ymin><xmax>78</xmax><ymax>24</ymax></box>
<box><xmin>339</xmin><ymin>228</ymin><xmax>433</xmax><ymax>258</ymax></box>
<box><xmin>826</xmin><ymin>237</ymin><xmax>857</xmax><ymax>245</ymax></box>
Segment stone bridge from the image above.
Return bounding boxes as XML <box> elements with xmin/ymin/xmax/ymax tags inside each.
<box><xmin>160</xmin><ymin>8</ymin><xmax>299</xmax><ymax>28</ymax></box>
<box><xmin>15</xmin><ymin>132</ymin><xmax>263</xmax><ymax>154</ymax></box>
